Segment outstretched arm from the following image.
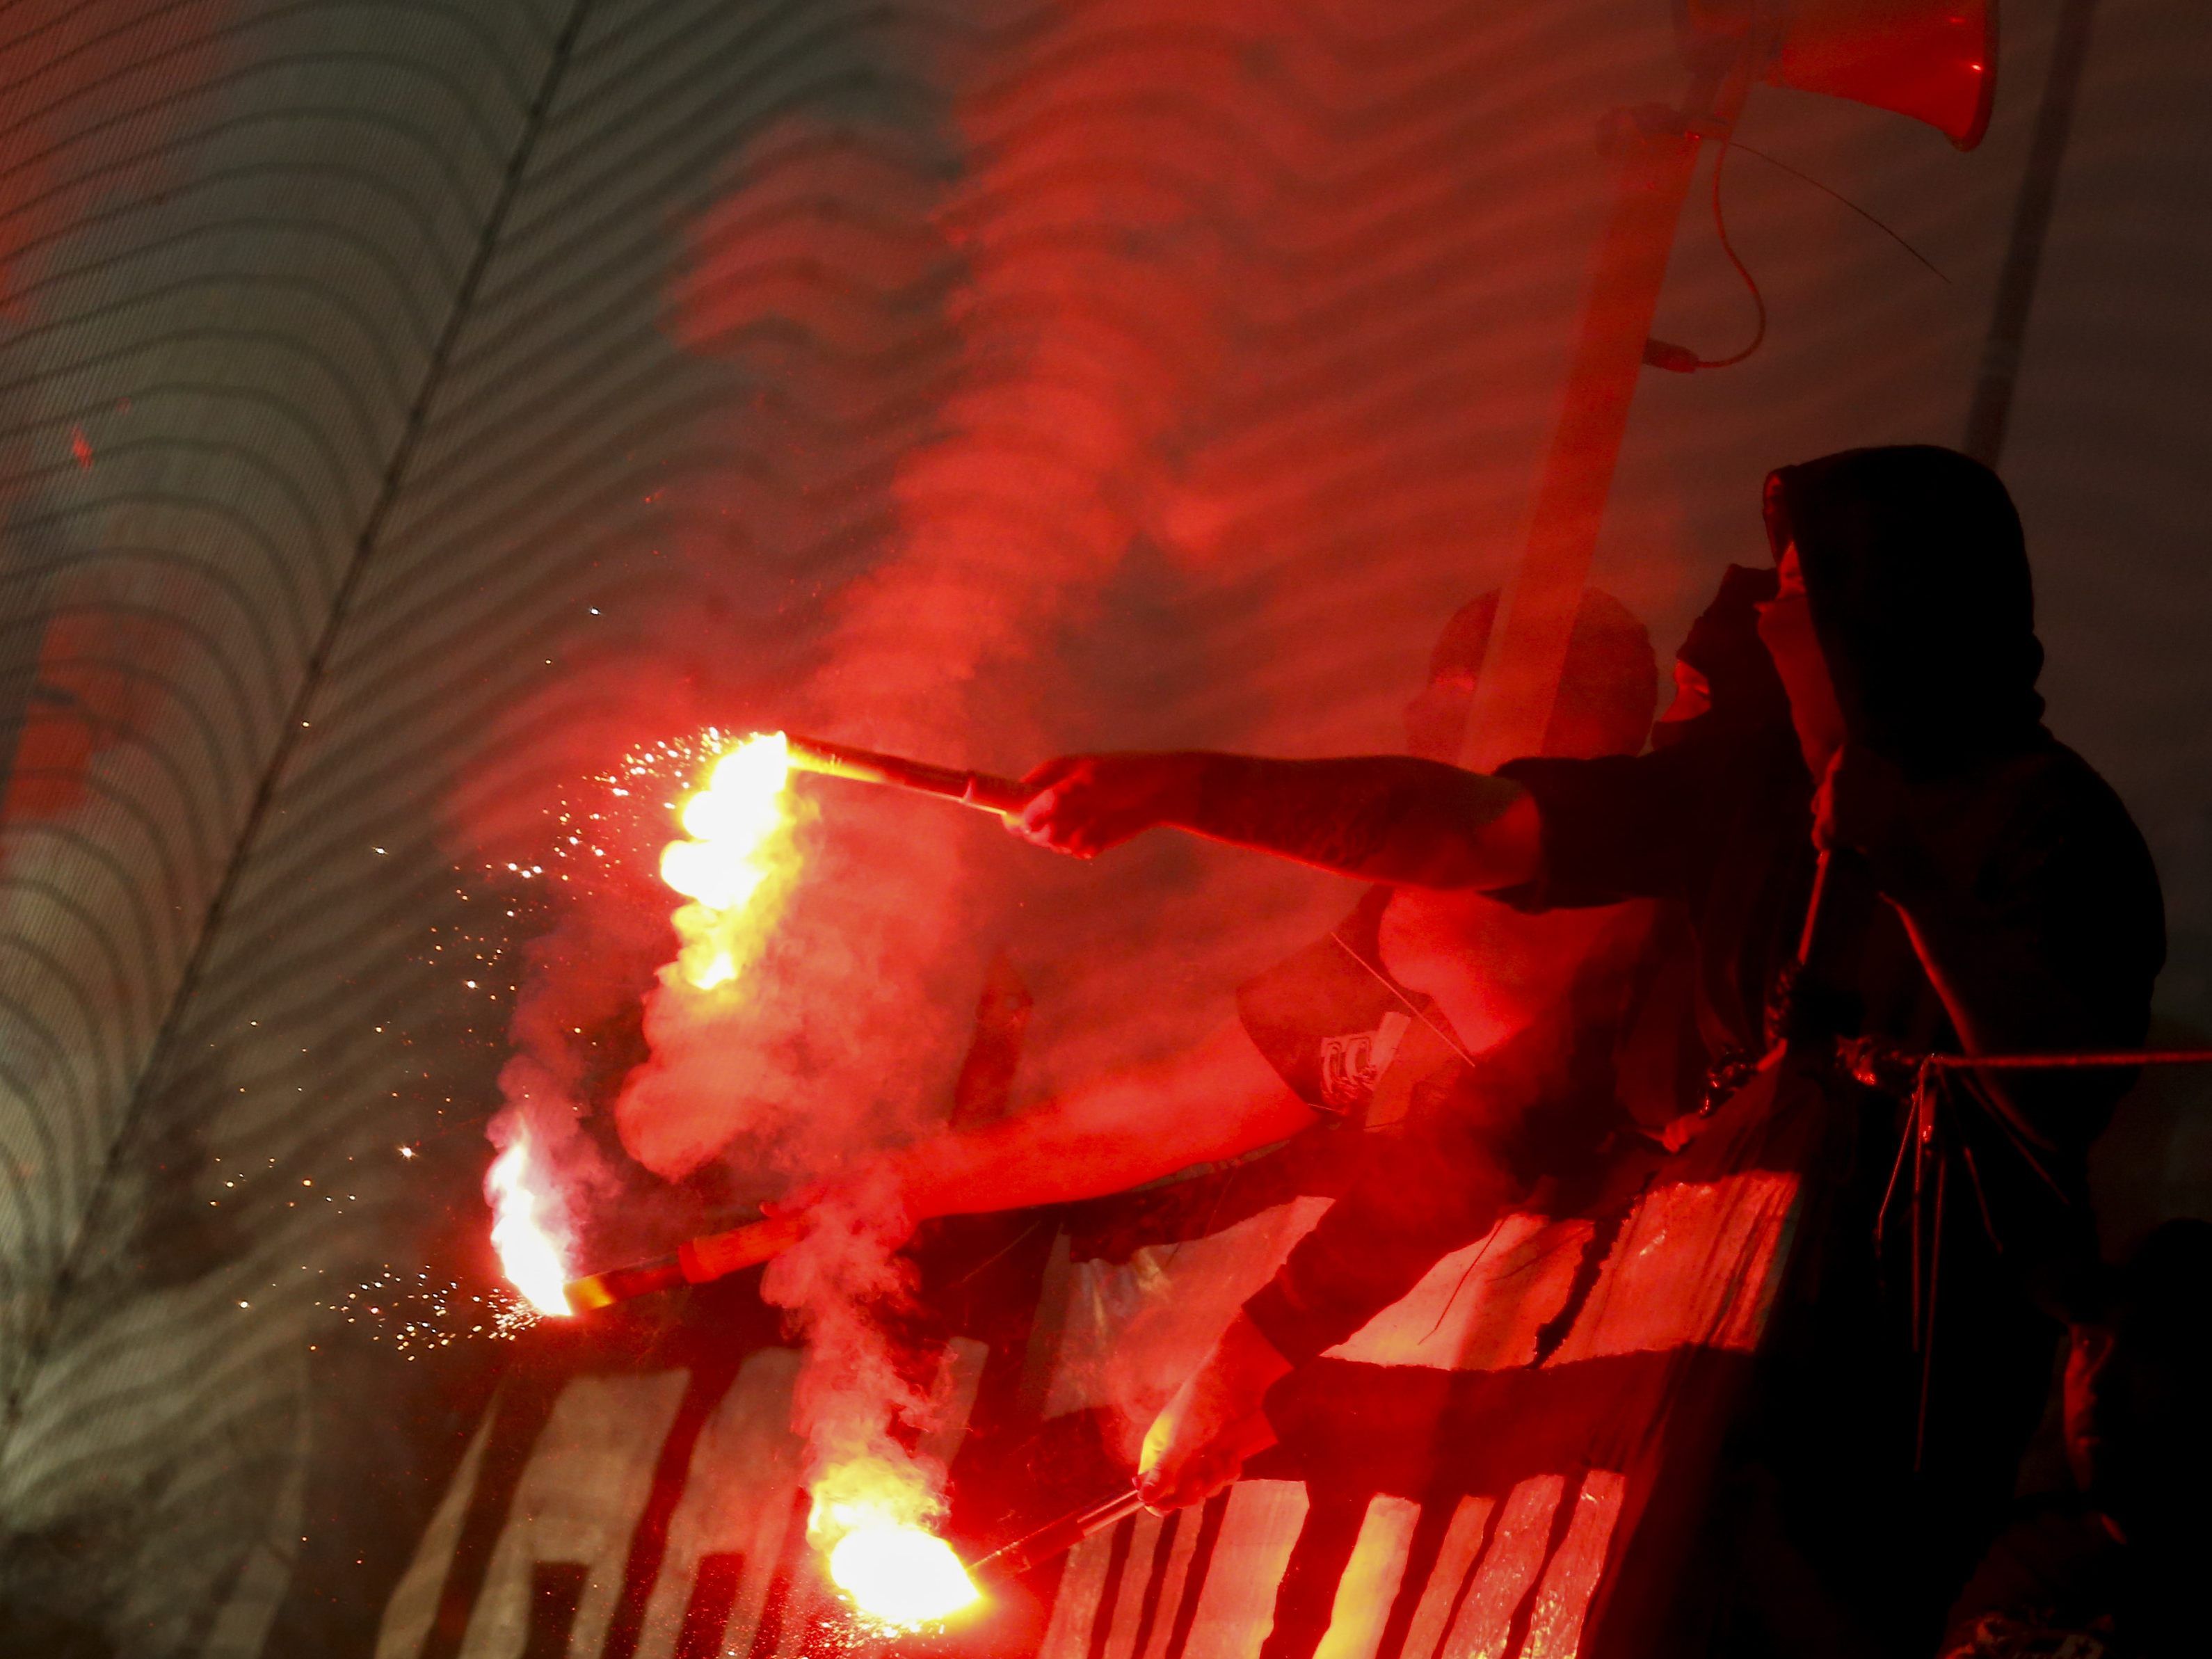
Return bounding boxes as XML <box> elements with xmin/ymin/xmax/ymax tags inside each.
<box><xmin>1011</xmin><ymin>752</ymin><xmax>1541</xmax><ymax>890</ymax></box>
<box><xmin>840</xmin><ymin>1023</ymin><xmax>1317</xmax><ymax>1231</ymax></box>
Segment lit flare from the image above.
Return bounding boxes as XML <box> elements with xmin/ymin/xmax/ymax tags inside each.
<box><xmin>812</xmin><ymin>1459</ymin><xmax>979</xmax><ymax>1630</ymax></box>
<box><xmin>826</xmin><ymin>1519</ymin><xmax>979</xmax><ymax>1629</ymax></box>
<box><xmin>658</xmin><ymin>732</ymin><xmax>798</xmax><ymax>991</ymax></box>
<box><xmin>486</xmin><ymin>1133</ymin><xmax>572</xmax><ymax>1317</ymax></box>
<box><xmin>655</xmin><ymin>739</ymin><xmax>975</xmax><ymax>1625</ymax></box>
<box><xmin>486</xmin><ymin>735</ymin><xmax>797</xmax><ymax>1313</ymax></box>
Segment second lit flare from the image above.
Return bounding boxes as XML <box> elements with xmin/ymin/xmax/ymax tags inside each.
<box><xmin>658</xmin><ymin>732</ymin><xmax>799</xmax><ymax>991</ymax></box>
<box><xmin>486</xmin><ymin>1130</ymin><xmax>572</xmax><ymax>1318</ymax></box>
<box><xmin>826</xmin><ymin>1515</ymin><xmax>979</xmax><ymax>1630</ymax></box>
<box><xmin>813</xmin><ymin>1459</ymin><xmax>980</xmax><ymax>1631</ymax></box>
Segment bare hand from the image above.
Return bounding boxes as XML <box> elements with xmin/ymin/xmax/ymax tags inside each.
<box><xmin>1011</xmin><ymin>754</ymin><xmax>1201</xmax><ymax>860</ymax></box>
<box><xmin>1137</xmin><ymin>1313</ymin><xmax>1288</xmax><ymax>1511</ymax></box>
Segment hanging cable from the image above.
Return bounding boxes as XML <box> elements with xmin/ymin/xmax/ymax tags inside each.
<box><xmin>1727</xmin><ymin>137</ymin><xmax>1950</xmax><ymax>284</ymax></box>
<box><xmin>1691</xmin><ymin>135</ymin><xmax>1767</xmax><ymax>369</ymax></box>
<box><xmin>1644</xmin><ymin>120</ymin><xmax>1950</xmax><ymax>374</ymax></box>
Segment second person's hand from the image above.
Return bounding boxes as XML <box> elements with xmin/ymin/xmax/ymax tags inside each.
<box><xmin>1137</xmin><ymin>1311</ymin><xmax>1290</xmax><ymax>1511</ymax></box>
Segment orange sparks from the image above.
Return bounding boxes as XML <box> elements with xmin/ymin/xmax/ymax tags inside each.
<box><xmin>658</xmin><ymin>732</ymin><xmax>799</xmax><ymax>991</ymax></box>
<box><xmin>486</xmin><ymin>1132</ymin><xmax>572</xmax><ymax>1317</ymax></box>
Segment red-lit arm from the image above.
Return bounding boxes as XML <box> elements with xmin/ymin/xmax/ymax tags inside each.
<box><xmin>1011</xmin><ymin>752</ymin><xmax>1541</xmax><ymax>891</ymax></box>
<box><xmin>859</xmin><ymin>1023</ymin><xmax>1317</xmax><ymax>1227</ymax></box>
<box><xmin>1137</xmin><ymin>1310</ymin><xmax>1291</xmax><ymax>1512</ymax></box>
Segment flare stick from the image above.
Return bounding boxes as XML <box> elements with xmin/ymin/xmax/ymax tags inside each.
<box><xmin>784</xmin><ymin>735</ymin><xmax>1032</xmax><ymax>817</ymax></box>
<box><xmin>965</xmin><ymin>1413</ymin><xmax>1277</xmax><ymax>1587</ymax></box>
<box><xmin>968</xmin><ymin>1490</ymin><xmax>1147</xmax><ymax>1589</ymax></box>
<box><xmin>562</xmin><ymin>1212</ymin><xmax>810</xmax><ymax>1313</ymax></box>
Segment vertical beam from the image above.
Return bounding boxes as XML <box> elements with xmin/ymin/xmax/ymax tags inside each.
<box><xmin>1963</xmin><ymin>0</ymin><xmax>2103</xmax><ymax>466</ymax></box>
<box><xmin>1461</xmin><ymin>55</ymin><xmax>1757</xmax><ymax>771</ymax></box>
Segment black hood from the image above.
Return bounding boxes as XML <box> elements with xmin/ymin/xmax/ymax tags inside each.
<box><xmin>1763</xmin><ymin>444</ymin><xmax>2047</xmax><ymax>776</ymax></box>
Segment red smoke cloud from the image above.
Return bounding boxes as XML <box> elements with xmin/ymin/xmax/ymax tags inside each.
<box><xmin>609</xmin><ymin>0</ymin><xmax>1653</xmax><ymax>1183</ymax></box>
<box><xmin>493</xmin><ymin>0</ymin><xmax>1686</xmax><ymax>1541</ymax></box>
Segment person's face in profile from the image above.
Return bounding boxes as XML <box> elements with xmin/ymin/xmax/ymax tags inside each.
<box><xmin>1669</xmin><ymin>659</ymin><xmax>1713</xmax><ymax>722</ymax></box>
<box><xmin>1756</xmin><ymin>542</ymin><xmax>1846</xmax><ymax>773</ymax></box>
<box><xmin>1651</xmin><ymin>659</ymin><xmax>1712</xmax><ymax>743</ymax></box>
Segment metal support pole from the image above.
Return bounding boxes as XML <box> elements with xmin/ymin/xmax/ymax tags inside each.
<box><xmin>1462</xmin><ymin>45</ymin><xmax>1762</xmax><ymax>769</ymax></box>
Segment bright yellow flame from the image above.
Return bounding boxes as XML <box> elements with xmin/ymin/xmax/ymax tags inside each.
<box><xmin>486</xmin><ymin>1134</ymin><xmax>571</xmax><ymax>1317</ymax></box>
<box><xmin>659</xmin><ymin>732</ymin><xmax>797</xmax><ymax>991</ymax></box>
<box><xmin>811</xmin><ymin>1455</ymin><xmax>979</xmax><ymax>1631</ymax></box>
<box><xmin>826</xmin><ymin>1518</ymin><xmax>979</xmax><ymax>1629</ymax></box>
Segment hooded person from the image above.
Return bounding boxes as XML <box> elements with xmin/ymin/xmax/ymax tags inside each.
<box><xmin>1214</xmin><ymin>570</ymin><xmax>1787</xmax><ymax>1398</ymax></box>
<box><xmin>1653</xmin><ymin>561</ymin><xmax>1788</xmax><ymax>744</ymax></box>
<box><xmin>1011</xmin><ymin>446</ymin><xmax>2165</xmax><ymax>1653</ymax></box>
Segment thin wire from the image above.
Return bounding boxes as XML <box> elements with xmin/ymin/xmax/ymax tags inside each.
<box><xmin>942</xmin><ymin>1217</ymin><xmax>1048</xmax><ymax>1291</ymax></box>
<box><xmin>1327</xmin><ymin>930</ymin><xmax>1483</xmax><ymax>1073</ymax></box>
<box><xmin>1672</xmin><ymin>131</ymin><xmax>1953</xmax><ymax>374</ymax></box>
<box><xmin>1923</xmin><ymin>1048</ymin><xmax>2212</xmax><ymax>1071</ymax></box>
<box><xmin>1725</xmin><ymin>138</ymin><xmax>1952</xmax><ymax>284</ymax></box>
<box><xmin>1317</xmin><ymin>932</ymin><xmax>1509</xmax><ymax>1342</ymax></box>
<box><xmin>1695</xmin><ymin>138</ymin><xmax>1767</xmax><ymax>369</ymax></box>
<box><xmin>1326</xmin><ymin>929</ymin><xmax>1619</xmax><ymax>1345</ymax></box>
<box><xmin>1422</xmin><ymin>1224</ymin><xmax>1509</xmax><ymax>1345</ymax></box>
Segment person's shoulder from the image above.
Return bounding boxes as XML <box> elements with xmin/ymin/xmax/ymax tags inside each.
<box><xmin>2001</xmin><ymin>737</ymin><xmax>2137</xmax><ymax>827</ymax></box>
<box><xmin>1994</xmin><ymin>739</ymin><xmax>2161</xmax><ymax>895</ymax></box>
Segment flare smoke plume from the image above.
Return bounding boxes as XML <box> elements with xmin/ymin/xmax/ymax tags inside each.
<box><xmin>485</xmin><ymin>0</ymin><xmax>1676</xmax><ymax>1525</ymax></box>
